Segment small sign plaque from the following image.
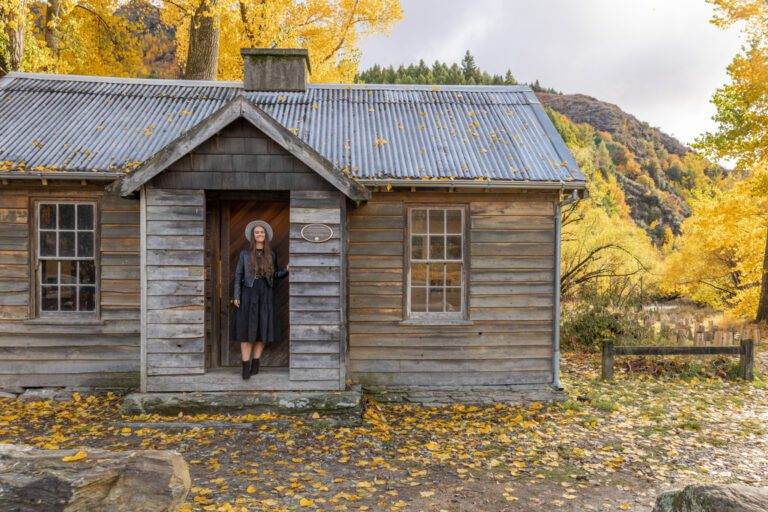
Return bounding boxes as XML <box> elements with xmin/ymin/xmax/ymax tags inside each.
<box><xmin>300</xmin><ymin>223</ymin><xmax>333</xmax><ymax>243</ymax></box>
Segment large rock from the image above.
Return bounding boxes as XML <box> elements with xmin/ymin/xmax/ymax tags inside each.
<box><xmin>653</xmin><ymin>484</ymin><xmax>768</xmax><ymax>512</ymax></box>
<box><xmin>0</xmin><ymin>444</ymin><xmax>190</xmax><ymax>511</ymax></box>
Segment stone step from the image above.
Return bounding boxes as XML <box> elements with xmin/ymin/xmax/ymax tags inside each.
<box><xmin>121</xmin><ymin>386</ymin><xmax>363</xmax><ymax>427</ymax></box>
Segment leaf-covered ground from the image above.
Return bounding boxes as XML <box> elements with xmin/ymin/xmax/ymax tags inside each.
<box><xmin>0</xmin><ymin>353</ymin><xmax>765</xmax><ymax>511</ymax></box>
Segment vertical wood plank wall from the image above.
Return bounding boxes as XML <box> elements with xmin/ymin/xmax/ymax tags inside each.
<box><xmin>0</xmin><ymin>185</ymin><xmax>140</xmax><ymax>388</ymax></box>
<box><xmin>143</xmin><ymin>186</ymin><xmax>206</xmax><ymax>390</ymax></box>
<box><xmin>347</xmin><ymin>190</ymin><xmax>557</xmax><ymax>388</ymax></box>
<box><xmin>289</xmin><ymin>191</ymin><xmax>345</xmax><ymax>388</ymax></box>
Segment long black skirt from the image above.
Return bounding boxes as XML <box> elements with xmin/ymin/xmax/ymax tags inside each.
<box><xmin>234</xmin><ymin>278</ymin><xmax>279</xmax><ymax>343</ymax></box>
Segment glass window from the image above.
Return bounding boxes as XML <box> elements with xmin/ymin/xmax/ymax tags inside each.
<box><xmin>407</xmin><ymin>207</ymin><xmax>465</xmax><ymax>319</ymax></box>
<box><xmin>38</xmin><ymin>202</ymin><xmax>97</xmax><ymax>313</ymax></box>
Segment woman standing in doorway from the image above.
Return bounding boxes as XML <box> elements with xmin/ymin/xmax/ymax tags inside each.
<box><xmin>233</xmin><ymin>220</ymin><xmax>288</xmax><ymax>379</ymax></box>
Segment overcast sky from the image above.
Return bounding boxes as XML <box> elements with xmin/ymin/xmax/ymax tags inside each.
<box><xmin>359</xmin><ymin>0</ymin><xmax>744</xmax><ymax>146</ymax></box>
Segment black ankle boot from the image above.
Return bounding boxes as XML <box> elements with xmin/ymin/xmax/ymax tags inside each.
<box><xmin>251</xmin><ymin>358</ymin><xmax>260</xmax><ymax>375</ymax></box>
<box><xmin>242</xmin><ymin>360</ymin><xmax>252</xmax><ymax>380</ymax></box>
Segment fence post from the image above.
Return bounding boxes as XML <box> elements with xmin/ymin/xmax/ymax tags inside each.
<box><xmin>739</xmin><ymin>339</ymin><xmax>755</xmax><ymax>381</ymax></box>
<box><xmin>601</xmin><ymin>340</ymin><xmax>614</xmax><ymax>381</ymax></box>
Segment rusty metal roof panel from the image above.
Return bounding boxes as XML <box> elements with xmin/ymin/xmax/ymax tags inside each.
<box><xmin>0</xmin><ymin>73</ymin><xmax>585</xmax><ymax>185</ymax></box>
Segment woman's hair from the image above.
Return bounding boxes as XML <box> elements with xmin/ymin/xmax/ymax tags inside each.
<box><xmin>248</xmin><ymin>232</ymin><xmax>274</xmax><ymax>276</ymax></box>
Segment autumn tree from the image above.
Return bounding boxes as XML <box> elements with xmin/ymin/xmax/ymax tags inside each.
<box><xmin>694</xmin><ymin>0</ymin><xmax>768</xmax><ymax>321</ymax></box>
<box><xmin>161</xmin><ymin>0</ymin><xmax>403</xmax><ymax>81</ymax></box>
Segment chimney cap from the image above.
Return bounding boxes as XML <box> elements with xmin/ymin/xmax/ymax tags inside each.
<box><xmin>240</xmin><ymin>48</ymin><xmax>311</xmax><ymax>73</ymax></box>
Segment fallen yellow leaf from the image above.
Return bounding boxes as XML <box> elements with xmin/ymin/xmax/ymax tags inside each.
<box><xmin>62</xmin><ymin>450</ymin><xmax>87</xmax><ymax>462</ymax></box>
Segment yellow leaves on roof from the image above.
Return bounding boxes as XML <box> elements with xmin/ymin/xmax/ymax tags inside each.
<box><xmin>374</xmin><ymin>137</ymin><xmax>388</xmax><ymax>148</ymax></box>
<box><xmin>31</xmin><ymin>139</ymin><xmax>44</xmax><ymax>149</ymax></box>
<box><xmin>143</xmin><ymin>124</ymin><xmax>156</xmax><ymax>137</ymax></box>
<box><xmin>0</xmin><ymin>160</ymin><xmax>25</xmax><ymax>171</ymax></box>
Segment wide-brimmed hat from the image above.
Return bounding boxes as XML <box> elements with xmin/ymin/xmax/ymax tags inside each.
<box><xmin>244</xmin><ymin>219</ymin><xmax>274</xmax><ymax>242</ymax></box>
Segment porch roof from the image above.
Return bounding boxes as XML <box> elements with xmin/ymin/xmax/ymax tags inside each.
<box><xmin>0</xmin><ymin>72</ymin><xmax>585</xmax><ymax>189</ymax></box>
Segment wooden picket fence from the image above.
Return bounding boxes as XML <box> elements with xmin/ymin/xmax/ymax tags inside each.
<box><xmin>601</xmin><ymin>339</ymin><xmax>756</xmax><ymax>381</ymax></box>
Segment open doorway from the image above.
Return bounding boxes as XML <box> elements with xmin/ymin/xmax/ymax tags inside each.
<box><xmin>205</xmin><ymin>193</ymin><xmax>289</xmax><ymax>368</ymax></box>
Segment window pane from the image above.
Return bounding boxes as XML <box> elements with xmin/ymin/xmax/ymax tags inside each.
<box><xmin>40</xmin><ymin>232</ymin><xmax>57</xmax><ymax>257</ymax></box>
<box><xmin>411</xmin><ymin>235</ymin><xmax>426</xmax><ymax>260</ymax></box>
<box><xmin>428</xmin><ymin>263</ymin><xmax>444</xmax><ymax>287</ymax></box>
<box><xmin>60</xmin><ymin>260</ymin><xmax>77</xmax><ymax>284</ymax></box>
<box><xmin>42</xmin><ymin>260</ymin><xmax>58</xmax><ymax>284</ymax></box>
<box><xmin>428</xmin><ymin>287</ymin><xmax>444</xmax><ymax>312</ymax></box>
<box><xmin>40</xmin><ymin>204</ymin><xmax>56</xmax><ymax>229</ymax></box>
<box><xmin>60</xmin><ymin>286</ymin><xmax>76</xmax><ymax>311</ymax></box>
<box><xmin>445</xmin><ymin>263</ymin><xmax>462</xmax><ymax>287</ymax></box>
<box><xmin>79</xmin><ymin>286</ymin><xmax>96</xmax><ymax>311</ymax></box>
<box><xmin>79</xmin><ymin>261</ymin><xmax>95</xmax><ymax>284</ymax></box>
<box><xmin>446</xmin><ymin>209</ymin><xmax>462</xmax><ymax>234</ymax></box>
<box><xmin>59</xmin><ymin>204</ymin><xmax>75</xmax><ymax>229</ymax></box>
<box><xmin>429</xmin><ymin>235</ymin><xmax>445</xmax><ymax>259</ymax></box>
<box><xmin>41</xmin><ymin>286</ymin><xmax>58</xmax><ymax>311</ymax></box>
<box><xmin>446</xmin><ymin>236</ymin><xmax>462</xmax><ymax>260</ymax></box>
<box><xmin>59</xmin><ymin>232</ymin><xmax>75</xmax><ymax>257</ymax></box>
<box><xmin>77</xmin><ymin>204</ymin><xmax>94</xmax><ymax>230</ymax></box>
<box><xmin>77</xmin><ymin>232</ymin><xmax>94</xmax><ymax>257</ymax></box>
<box><xmin>411</xmin><ymin>209</ymin><xmax>427</xmax><ymax>234</ymax></box>
<box><xmin>411</xmin><ymin>287</ymin><xmax>426</xmax><ymax>312</ymax></box>
<box><xmin>429</xmin><ymin>209</ymin><xmax>445</xmax><ymax>234</ymax></box>
<box><xmin>446</xmin><ymin>287</ymin><xmax>461</xmax><ymax>312</ymax></box>
<box><xmin>411</xmin><ymin>263</ymin><xmax>427</xmax><ymax>286</ymax></box>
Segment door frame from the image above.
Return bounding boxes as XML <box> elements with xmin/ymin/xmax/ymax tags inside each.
<box><xmin>206</xmin><ymin>191</ymin><xmax>290</xmax><ymax>368</ymax></box>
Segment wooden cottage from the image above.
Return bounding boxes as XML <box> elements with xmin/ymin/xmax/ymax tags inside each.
<box><xmin>0</xmin><ymin>49</ymin><xmax>586</xmax><ymax>404</ymax></box>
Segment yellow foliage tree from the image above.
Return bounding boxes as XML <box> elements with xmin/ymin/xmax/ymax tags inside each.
<box><xmin>685</xmin><ymin>0</ymin><xmax>768</xmax><ymax>321</ymax></box>
<box><xmin>0</xmin><ymin>0</ymin><xmax>145</xmax><ymax>76</ymax></box>
<box><xmin>1</xmin><ymin>0</ymin><xmax>402</xmax><ymax>82</ymax></box>
<box><xmin>162</xmin><ymin>0</ymin><xmax>403</xmax><ymax>81</ymax></box>
<box><xmin>661</xmin><ymin>166</ymin><xmax>768</xmax><ymax>319</ymax></box>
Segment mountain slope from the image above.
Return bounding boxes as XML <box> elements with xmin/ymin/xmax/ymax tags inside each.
<box><xmin>538</xmin><ymin>93</ymin><xmax>723</xmax><ymax>242</ymax></box>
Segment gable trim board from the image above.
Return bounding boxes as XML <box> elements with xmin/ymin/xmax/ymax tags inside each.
<box><xmin>118</xmin><ymin>96</ymin><xmax>370</xmax><ymax>202</ymax></box>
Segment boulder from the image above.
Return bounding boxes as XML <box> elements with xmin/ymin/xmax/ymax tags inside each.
<box><xmin>0</xmin><ymin>444</ymin><xmax>190</xmax><ymax>512</ymax></box>
<box><xmin>653</xmin><ymin>484</ymin><xmax>768</xmax><ymax>512</ymax></box>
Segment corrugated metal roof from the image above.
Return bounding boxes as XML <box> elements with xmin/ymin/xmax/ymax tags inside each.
<box><xmin>0</xmin><ymin>72</ymin><xmax>585</xmax><ymax>185</ymax></box>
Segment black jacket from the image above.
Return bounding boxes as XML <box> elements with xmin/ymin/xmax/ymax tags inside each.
<box><xmin>233</xmin><ymin>248</ymin><xmax>288</xmax><ymax>301</ymax></box>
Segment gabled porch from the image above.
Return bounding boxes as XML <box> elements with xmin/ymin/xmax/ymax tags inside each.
<box><xmin>118</xmin><ymin>96</ymin><xmax>367</xmax><ymax>396</ymax></box>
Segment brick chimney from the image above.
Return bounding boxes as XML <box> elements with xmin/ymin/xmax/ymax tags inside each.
<box><xmin>241</xmin><ymin>48</ymin><xmax>310</xmax><ymax>92</ymax></box>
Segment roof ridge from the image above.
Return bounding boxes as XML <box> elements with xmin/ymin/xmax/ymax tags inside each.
<box><xmin>4</xmin><ymin>71</ymin><xmax>534</xmax><ymax>93</ymax></box>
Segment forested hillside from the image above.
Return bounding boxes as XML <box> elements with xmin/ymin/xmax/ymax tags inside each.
<box><xmin>357</xmin><ymin>55</ymin><xmax>724</xmax><ymax>244</ymax></box>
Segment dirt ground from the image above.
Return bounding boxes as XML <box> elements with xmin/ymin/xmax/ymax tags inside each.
<box><xmin>0</xmin><ymin>352</ymin><xmax>766</xmax><ymax>511</ymax></box>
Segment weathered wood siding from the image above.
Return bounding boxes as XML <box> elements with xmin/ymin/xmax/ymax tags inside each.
<box><xmin>153</xmin><ymin>118</ymin><xmax>335</xmax><ymax>192</ymax></box>
<box><xmin>143</xmin><ymin>186</ymin><xmax>206</xmax><ymax>391</ymax></box>
<box><xmin>347</xmin><ymin>190</ymin><xmax>557</xmax><ymax>388</ymax></box>
<box><xmin>0</xmin><ymin>184</ymin><xmax>140</xmax><ymax>388</ymax></box>
<box><xmin>289</xmin><ymin>191</ymin><xmax>346</xmax><ymax>389</ymax></box>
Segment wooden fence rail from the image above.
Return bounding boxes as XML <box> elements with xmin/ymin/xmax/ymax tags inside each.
<box><xmin>601</xmin><ymin>339</ymin><xmax>755</xmax><ymax>381</ymax></box>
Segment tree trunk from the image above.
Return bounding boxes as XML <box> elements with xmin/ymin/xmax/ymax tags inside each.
<box><xmin>184</xmin><ymin>0</ymin><xmax>219</xmax><ymax>80</ymax></box>
<box><xmin>755</xmin><ymin>225</ymin><xmax>768</xmax><ymax>323</ymax></box>
<box><xmin>3</xmin><ymin>0</ymin><xmax>27</xmax><ymax>72</ymax></box>
<box><xmin>44</xmin><ymin>0</ymin><xmax>61</xmax><ymax>56</ymax></box>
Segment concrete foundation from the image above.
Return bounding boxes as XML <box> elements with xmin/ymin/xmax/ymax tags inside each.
<box><xmin>362</xmin><ymin>384</ymin><xmax>567</xmax><ymax>406</ymax></box>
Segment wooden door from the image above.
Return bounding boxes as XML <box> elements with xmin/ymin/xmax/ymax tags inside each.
<box><xmin>220</xmin><ymin>200</ymin><xmax>290</xmax><ymax>367</ymax></box>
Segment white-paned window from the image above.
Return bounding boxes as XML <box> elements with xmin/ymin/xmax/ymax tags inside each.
<box><xmin>37</xmin><ymin>202</ymin><xmax>97</xmax><ymax>313</ymax></box>
<box><xmin>407</xmin><ymin>206</ymin><xmax>466</xmax><ymax>320</ymax></box>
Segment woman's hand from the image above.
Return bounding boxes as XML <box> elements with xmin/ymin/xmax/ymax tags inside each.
<box><xmin>233</xmin><ymin>299</ymin><xmax>240</xmax><ymax>308</ymax></box>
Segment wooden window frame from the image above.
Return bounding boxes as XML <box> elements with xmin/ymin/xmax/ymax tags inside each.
<box><xmin>404</xmin><ymin>204</ymin><xmax>469</xmax><ymax>322</ymax></box>
<box><xmin>30</xmin><ymin>198</ymin><xmax>101</xmax><ymax>319</ymax></box>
